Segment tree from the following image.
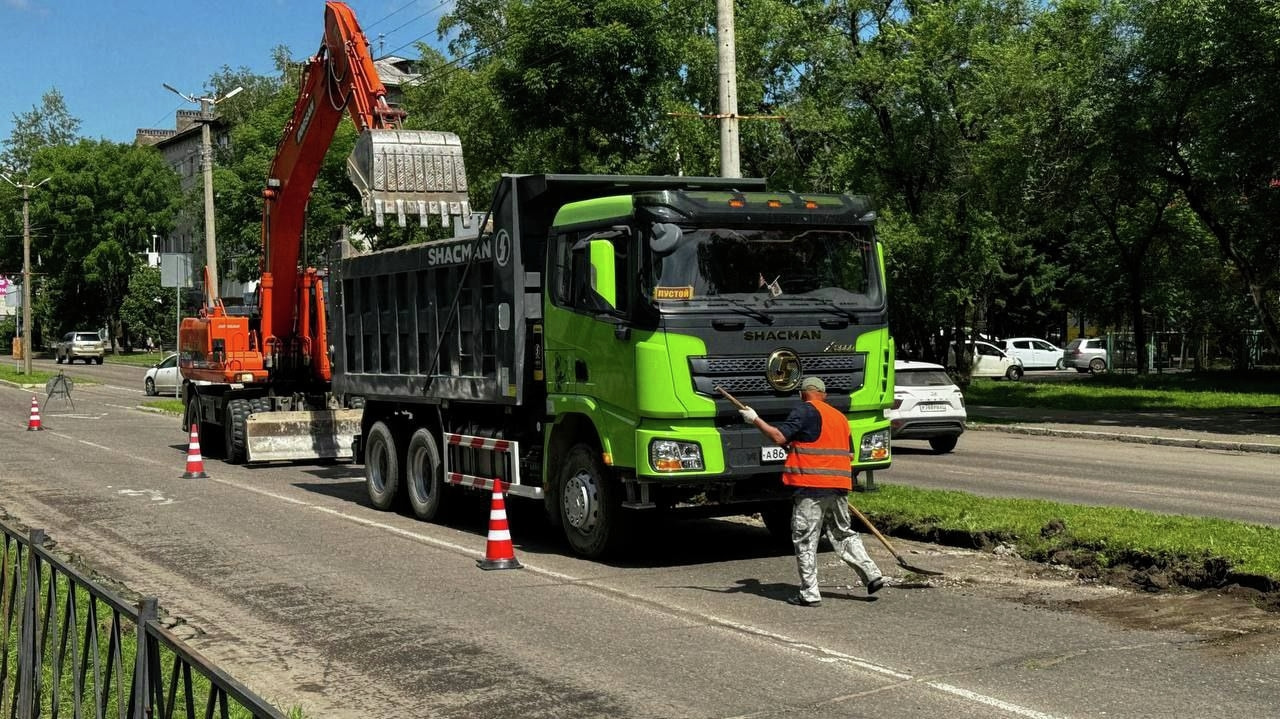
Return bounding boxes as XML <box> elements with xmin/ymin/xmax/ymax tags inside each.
<box><xmin>120</xmin><ymin>265</ymin><xmax>175</xmax><ymax>350</ymax></box>
<box><xmin>0</xmin><ymin>89</ymin><xmax>81</xmax><ymax>175</ymax></box>
<box><xmin>435</xmin><ymin>0</ymin><xmax>680</xmax><ymax>175</ymax></box>
<box><xmin>1127</xmin><ymin>0</ymin><xmax>1280</xmax><ymax>358</ymax></box>
<box><xmin>25</xmin><ymin>140</ymin><xmax>181</xmax><ymax>342</ymax></box>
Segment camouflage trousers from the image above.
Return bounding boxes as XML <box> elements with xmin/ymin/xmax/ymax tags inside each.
<box><xmin>793</xmin><ymin>492</ymin><xmax>882</xmax><ymax>603</ymax></box>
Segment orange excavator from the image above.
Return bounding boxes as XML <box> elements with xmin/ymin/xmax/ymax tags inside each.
<box><xmin>179</xmin><ymin>1</ymin><xmax>468</xmax><ymax>463</ymax></box>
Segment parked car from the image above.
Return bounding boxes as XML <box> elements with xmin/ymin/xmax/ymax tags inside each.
<box><xmin>888</xmin><ymin>360</ymin><xmax>966</xmax><ymax>453</ymax></box>
<box><xmin>1000</xmin><ymin>337</ymin><xmax>1065</xmax><ymax>370</ymax></box>
<box><xmin>144</xmin><ymin>353</ymin><xmax>180</xmax><ymax>396</ymax></box>
<box><xmin>1064</xmin><ymin>337</ymin><xmax>1110</xmax><ymax>373</ymax></box>
<box><xmin>947</xmin><ymin>340</ymin><xmax>1023</xmax><ymax>380</ymax></box>
<box><xmin>55</xmin><ymin>331</ymin><xmax>105</xmax><ymax>364</ymax></box>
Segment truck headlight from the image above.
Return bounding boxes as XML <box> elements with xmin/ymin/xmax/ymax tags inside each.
<box><xmin>859</xmin><ymin>430</ymin><xmax>890</xmax><ymax>462</ymax></box>
<box><xmin>649</xmin><ymin>439</ymin><xmax>704</xmax><ymax>472</ymax></box>
<box><xmin>238</xmin><ymin>373</ymin><xmax>254</xmax><ymax>383</ymax></box>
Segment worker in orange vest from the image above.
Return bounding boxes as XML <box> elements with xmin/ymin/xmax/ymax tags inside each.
<box><xmin>740</xmin><ymin>376</ymin><xmax>884</xmax><ymax>606</ymax></box>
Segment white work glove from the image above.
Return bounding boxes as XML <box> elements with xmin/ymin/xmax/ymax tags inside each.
<box><xmin>739</xmin><ymin>406</ymin><xmax>758</xmax><ymax>423</ymax></box>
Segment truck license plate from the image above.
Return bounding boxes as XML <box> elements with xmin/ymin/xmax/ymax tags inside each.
<box><xmin>760</xmin><ymin>446</ymin><xmax>788</xmax><ymax>463</ymax></box>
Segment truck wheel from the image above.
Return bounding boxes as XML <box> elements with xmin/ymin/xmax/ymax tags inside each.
<box><xmin>405</xmin><ymin>428</ymin><xmax>446</xmax><ymax>521</ymax></box>
<box><xmin>929</xmin><ymin>436</ymin><xmax>958</xmax><ymax>454</ymax></box>
<box><xmin>185</xmin><ymin>395</ymin><xmax>224</xmax><ymax>458</ymax></box>
<box><xmin>365</xmin><ymin>421</ymin><xmax>402</xmax><ymax>511</ymax></box>
<box><xmin>225</xmin><ymin>399</ymin><xmax>251</xmax><ymax>464</ymax></box>
<box><xmin>558</xmin><ymin>444</ymin><xmax>624</xmax><ymax>558</ymax></box>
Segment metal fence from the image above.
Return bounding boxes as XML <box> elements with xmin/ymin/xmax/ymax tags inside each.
<box><xmin>0</xmin><ymin>519</ymin><xmax>286</xmax><ymax>719</ymax></box>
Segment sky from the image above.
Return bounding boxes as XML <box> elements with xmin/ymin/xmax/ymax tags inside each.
<box><xmin>0</xmin><ymin>0</ymin><xmax>452</xmax><ymax>144</ymax></box>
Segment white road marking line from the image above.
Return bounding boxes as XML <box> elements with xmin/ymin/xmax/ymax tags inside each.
<box><xmin>217</xmin><ymin>479</ymin><xmax>334</xmax><ymax>507</ymax></box>
<box><xmin>46</xmin><ymin>431</ymin><xmax>170</xmax><ymax>467</ymax></box>
<box><xmin>927</xmin><ymin>682</ymin><xmax>1064</xmax><ymax>719</ymax></box>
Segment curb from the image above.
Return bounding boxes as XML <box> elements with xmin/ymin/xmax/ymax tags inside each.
<box><xmin>968</xmin><ymin>422</ymin><xmax>1280</xmax><ymax>455</ymax></box>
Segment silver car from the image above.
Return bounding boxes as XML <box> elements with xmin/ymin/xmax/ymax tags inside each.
<box><xmin>144</xmin><ymin>353</ymin><xmax>180</xmax><ymax>396</ymax></box>
<box><xmin>55</xmin><ymin>331</ymin><xmax>105</xmax><ymax>364</ymax></box>
<box><xmin>1064</xmin><ymin>337</ymin><xmax>1108</xmax><ymax>373</ymax></box>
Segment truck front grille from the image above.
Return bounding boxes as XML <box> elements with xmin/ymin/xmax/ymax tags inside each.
<box><xmin>689</xmin><ymin>354</ymin><xmax>866</xmax><ymax>398</ymax></box>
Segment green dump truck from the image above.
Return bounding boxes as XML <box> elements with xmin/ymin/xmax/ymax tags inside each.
<box><xmin>334</xmin><ymin>174</ymin><xmax>893</xmax><ymax>558</ymax></box>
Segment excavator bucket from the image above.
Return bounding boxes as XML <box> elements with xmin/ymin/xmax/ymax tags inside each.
<box><xmin>244</xmin><ymin>409</ymin><xmax>363</xmax><ymax>463</ymax></box>
<box><xmin>347</xmin><ymin>129</ymin><xmax>471</xmax><ymax>228</ymax></box>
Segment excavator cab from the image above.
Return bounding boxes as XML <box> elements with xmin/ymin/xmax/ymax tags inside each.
<box><xmin>347</xmin><ymin>129</ymin><xmax>472</xmax><ymax>228</ymax></box>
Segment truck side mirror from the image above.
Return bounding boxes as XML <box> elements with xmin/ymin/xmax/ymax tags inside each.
<box><xmin>588</xmin><ymin>238</ymin><xmax>617</xmax><ymax>311</ymax></box>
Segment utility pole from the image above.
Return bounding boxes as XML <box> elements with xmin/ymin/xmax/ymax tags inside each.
<box><xmin>716</xmin><ymin>0</ymin><xmax>741</xmax><ymax>178</ymax></box>
<box><xmin>199</xmin><ymin>96</ymin><xmax>219</xmax><ymax>299</ymax></box>
<box><xmin>1</xmin><ymin>173</ymin><xmax>50</xmax><ymax>377</ymax></box>
<box><xmin>162</xmin><ymin>83</ymin><xmax>242</xmax><ymax>303</ymax></box>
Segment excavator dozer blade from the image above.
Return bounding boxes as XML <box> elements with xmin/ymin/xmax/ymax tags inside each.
<box><xmin>245</xmin><ymin>409</ymin><xmax>363</xmax><ymax>463</ymax></box>
<box><xmin>347</xmin><ymin>129</ymin><xmax>471</xmax><ymax>228</ymax></box>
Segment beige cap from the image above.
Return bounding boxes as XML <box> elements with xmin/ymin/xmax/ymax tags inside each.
<box><xmin>800</xmin><ymin>376</ymin><xmax>826</xmax><ymax>392</ymax></box>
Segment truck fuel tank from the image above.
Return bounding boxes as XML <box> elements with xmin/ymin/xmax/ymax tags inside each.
<box><xmin>346</xmin><ymin>129</ymin><xmax>471</xmax><ymax>228</ymax></box>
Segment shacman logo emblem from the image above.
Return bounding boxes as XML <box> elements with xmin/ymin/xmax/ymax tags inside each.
<box><xmin>766</xmin><ymin>349</ymin><xmax>802</xmax><ymax>391</ymax></box>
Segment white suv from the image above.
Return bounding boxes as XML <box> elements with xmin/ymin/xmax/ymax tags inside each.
<box><xmin>888</xmin><ymin>360</ymin><xmax>966</xmax><ymax>453</ymax></box>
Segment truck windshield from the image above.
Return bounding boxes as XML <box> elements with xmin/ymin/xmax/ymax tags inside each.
<box><xmin>644</xmin><ymin>226</ymin><xmax>881</xmax><ymax>309</ymax></box>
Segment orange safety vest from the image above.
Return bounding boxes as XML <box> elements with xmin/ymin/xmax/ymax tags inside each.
<box><xmin>781</xmin><ymin>399</ymin><xmax>853</xmax><ymax>490</ymax></box>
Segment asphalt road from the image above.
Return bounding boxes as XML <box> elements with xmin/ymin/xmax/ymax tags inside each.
<box><xmin>2</xmin><ymin>368</ymin><xmax>1277</xmax><ymax>718</ymax></box>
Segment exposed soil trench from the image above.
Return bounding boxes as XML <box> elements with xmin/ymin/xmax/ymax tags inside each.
<box><xmin>873</xmin><ymin>513</ymin><xmax>1280</xmax><ymax>651</ymax></box>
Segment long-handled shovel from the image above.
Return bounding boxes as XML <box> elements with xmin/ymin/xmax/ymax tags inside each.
<box><xmin>715</xmin><ymin>385</ymin><xmax>749</xmax><ymax>410</ymax></box>
<box><xmin>715</xmin><ymin>385</ymin><xmax>944</xmax><ymax>576</ymax></box>
<box><xmin>847</xmin><ymin>503</ymin><xmax>944</xmax><ymax>576</ymax></box>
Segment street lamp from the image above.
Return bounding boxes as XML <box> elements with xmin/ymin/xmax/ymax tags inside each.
<box><xmin>161</xmin><ymin>83</ymin><xmax>243</xmax><ymax>302</ymax></box>
<box><xmin>1</xmin><ymin>172</ymin><xmax>51</xmax><ymax>377</ymax></box>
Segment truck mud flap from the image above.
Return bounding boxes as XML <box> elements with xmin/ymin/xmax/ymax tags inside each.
<box><xmin>245</xmin><ymin>409</ymin><xmax>363</xmax><ymax>462</ymax></box>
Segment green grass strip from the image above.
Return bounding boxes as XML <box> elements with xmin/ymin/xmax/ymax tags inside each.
<box><xmin>854</xmin><ymin>484</ymin><xmax>1280</xmax><ymax>579</ymax></box>
<box><xmin>105</xmin><ymin>352</ymin><xmax>172</xmax><ymax>368</ymax></box>
<box><xmin>0</xmin><ymin>363</ymin><xmax>58</xmax><ymax>386</ymax></box>
<box><xmin>965</xmin><ymin>372</ymin><xmax>1280</xmax><ymax>411</ymax></box>
<box><xmin>141</xmin><ymin>399</ymin><xmax>184</xmax><ymax>414</ymax></box>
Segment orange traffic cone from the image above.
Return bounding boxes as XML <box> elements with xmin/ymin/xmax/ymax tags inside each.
<box><xmin>181</xmin><ymin>425</ymin><xmax>209</xmax><ymax>479</ymax></box>
<box><xmin>477</xmin><ymin>481</ymin><xmax>521</xmax><ymax>570</ymax></box>
<box><xmin>26</xmin><ymin>395</ymin><xmax>42</xmax><ymax>431</ymax></box>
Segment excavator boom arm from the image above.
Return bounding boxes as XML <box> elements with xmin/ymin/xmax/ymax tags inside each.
<box><xmin>259</xmin><ymin>1</ymin><xmax>469</xmax><ymax>376</ymax></box>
